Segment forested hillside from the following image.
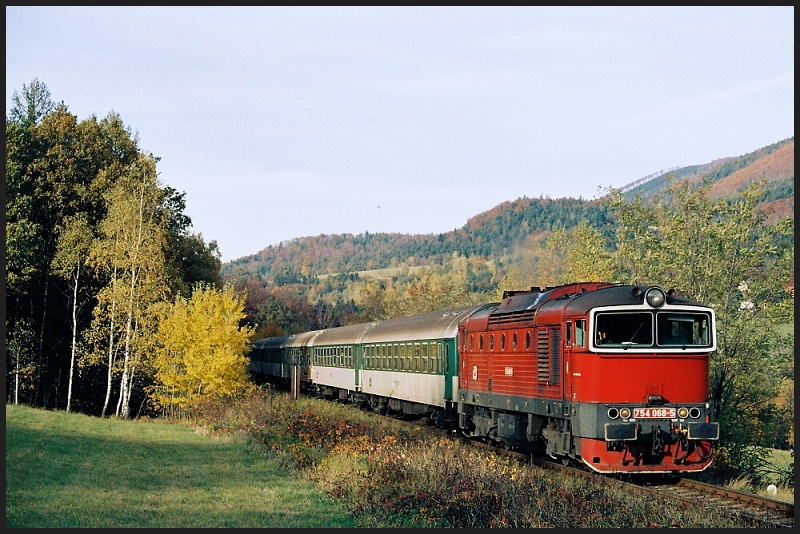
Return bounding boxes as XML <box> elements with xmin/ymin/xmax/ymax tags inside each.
<box><xmin>222</xmin><ymin>137</ymin><xmax>794</xmax><ymax>283</ymax></box>
<box><xmin>222</xmin><ymin>197</ymin><xmax>612</xmax><ymax>282</ymax></box>
<box><xmin>625</xmin><ymin>137</ymin><xmax>794</xmax><ymax>222</ymax></box>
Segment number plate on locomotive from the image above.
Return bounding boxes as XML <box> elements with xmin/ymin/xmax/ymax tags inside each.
<box><xmin>633</xmin><ymin>407</ymin><xmax>676</xmax><ymax>419</ymax></box>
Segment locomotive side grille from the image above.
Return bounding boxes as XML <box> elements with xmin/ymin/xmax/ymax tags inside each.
<box><xmin>537</xmin><ymin>330</ymin><xmax>549</xmax><ymax>382</ymax></box>
<box><xmin>549</xmin><ymin>329</ymin><xmax>561</xmax><ymax>385</ymax></box>
<box><xmin>488</xmin><ymin>310</ymin><xmax>536</xmax><ymax>325</ymax></box>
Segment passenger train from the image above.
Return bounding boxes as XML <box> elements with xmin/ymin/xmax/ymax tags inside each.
<box><xmin>248</xmin><ymin>282</ymin><xmax>719</xmax><ymax>474</ymax></box>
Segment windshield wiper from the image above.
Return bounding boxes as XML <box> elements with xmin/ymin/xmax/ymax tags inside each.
<box><xmin>627</xmin><ymin>321</ymin><xmax>646</xmax><ymax>344</ymax></box>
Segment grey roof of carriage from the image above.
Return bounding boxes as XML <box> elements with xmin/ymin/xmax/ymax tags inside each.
<box><xmin>253</xmin><ymin>304</ymin><xmax>495</xmax><ymax>349</ymax></box>
<box><xmin>358</xmin><ymin>304</ymin><xmax>494</xmax><ymax>344</ymax></box>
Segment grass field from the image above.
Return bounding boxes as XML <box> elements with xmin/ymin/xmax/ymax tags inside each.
<box><xmin>316</xmin><ymin>264</ymin><xmax>427</xmax><ymax>281</ymax></box>
<box><xmin>5</xmin><ymin>404</ymin><xmax>356</xmax><ymax>528</ymax></box>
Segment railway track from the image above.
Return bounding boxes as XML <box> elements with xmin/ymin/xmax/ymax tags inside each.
<box><xmin>460</xmin><ymin>435</ymin><xmax>794</xmax><ymax>528</ymax></box>
<box><xmin>647</xmin><ymin>477</ymin><xmax>794</xmax><ymax>528</ymax></box>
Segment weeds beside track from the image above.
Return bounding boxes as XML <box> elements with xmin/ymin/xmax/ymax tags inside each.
<box><xmin>200</xmin><ymin>389</ymin><xmax>778</xmax><ymax>528</ymax></box>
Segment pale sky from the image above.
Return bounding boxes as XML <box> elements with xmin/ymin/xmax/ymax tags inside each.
<box><xmin>6</xmin><ymin>6</ymin><xmax>794</xmax><ymax>263</ymax></box>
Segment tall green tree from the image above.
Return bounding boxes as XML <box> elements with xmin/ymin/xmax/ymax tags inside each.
<box><xmin>6</xmin><ymin>82</ymin><xmax>57</xmax><ymax>405</ymax></box>
<box><xmin>5</xmin><ymin>117</ymin><xmax>47</xmax><ymax>403</ymax></box>
<box><xmin>8</xmin><ymin>78</ymin><xmax>55</xmax><ymax>126</ymax></box>
<box><xmin>159</xmin><ymin>185</ymin><xmax>222</xmax><ymax>296</ymax></box>
<box><xmin>27</xmin><ymin>107</ymin><xmax>85</xmax><ymax>406</ymax></box>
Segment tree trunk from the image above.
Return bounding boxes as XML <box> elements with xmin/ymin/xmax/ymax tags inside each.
<box><xmin>34</xmin><ymin>273</ymin><xmax>49</xmax><ymax>405</ymax></box>
<box><xmin>101</xmin><ymin>267</ymin><xmax>118</xmax><ymax>418</ymax></box>
<box><xmin>116</xmin><ymin>266</ymin><xmax>138</xmax><ymax>419</ymax></box>
<box><xmin>66</xmin><ymin>264</ymin><xmax>80</xmax><ymax>413</ymax></box>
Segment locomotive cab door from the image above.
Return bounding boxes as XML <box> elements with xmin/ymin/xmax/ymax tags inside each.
<box><xmin>564</xmin><ymin>320</ymin><xmax>573</xmax><ymax>402</ymax></box>
<box><xmin>562</xmin><ymin>317</ymin><xmax>586</xmax><ymax>403</ymax></box>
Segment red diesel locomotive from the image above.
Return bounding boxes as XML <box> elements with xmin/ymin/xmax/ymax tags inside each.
<box><xmin>457</xmin><ymin>282</ymin><xmax>718</xmax><ymax>474</ymax></box>
<box><xmin>249</xmin><ymin>282</ymin><xmax>719</xmax><ymax>475</ymax></box>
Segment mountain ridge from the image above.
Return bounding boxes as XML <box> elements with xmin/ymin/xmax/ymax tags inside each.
<box><xmin>222</xmin><ymin>137</ymin><xmax>793</xmax><ymax>281</ymax></box>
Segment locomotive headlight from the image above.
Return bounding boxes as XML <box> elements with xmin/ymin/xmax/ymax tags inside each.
<box><xmin>677</xmin><ymin>407</ymin><xmax>689</xmax><ymax>418</ymax></box>
<box><xmin>620</xmin><ymin>408</ymin><xmax>631</xmax><ymax>419</ymax></box>
<box><xmin>645</xmin><ymin>287</ymin><xmax>666</xmax><ymax>308</ymax></box>
<box><xmin>689</xmin><ymin>407</ymin><xmax>701</xmax><ymax>419</ymax></box>
<box><xmin>607</xmin><ymin>408</ymin><xmax>619</xmax><ymax>419</ymax></box>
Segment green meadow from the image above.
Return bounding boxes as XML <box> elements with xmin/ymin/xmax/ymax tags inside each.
<box><xmin>5</xmin><ymin>404</ymin><xmax>356</xmax><ymax>528</ymax></box>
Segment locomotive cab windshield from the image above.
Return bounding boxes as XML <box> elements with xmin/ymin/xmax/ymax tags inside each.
<box><xmin>592</xmin><ymin>309</ymin><xmax>715</xmax><ymax>351</ymax></box>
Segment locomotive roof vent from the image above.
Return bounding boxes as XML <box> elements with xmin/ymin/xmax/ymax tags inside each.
<box><xmin>645</xmin><ymin>287</ymin><xmax>666</xmax><ymax>308</ymax></box>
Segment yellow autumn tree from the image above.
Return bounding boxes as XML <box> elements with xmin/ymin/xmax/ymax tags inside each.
<box><xmin>151</xmin><ymin>283</ymin><xmax>253</xmax><ymax>414</ymax></box>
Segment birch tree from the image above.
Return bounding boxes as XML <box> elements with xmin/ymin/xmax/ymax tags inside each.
<box><xmin>91</xmin><ymin>153</ymin><xmax>168</xmax><ymax>418</ymax></box>
<box><xmin>51</xmin><ymin>213</ymin><xmax>94</xmax><ymax>412</ymax></box>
